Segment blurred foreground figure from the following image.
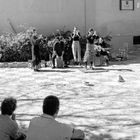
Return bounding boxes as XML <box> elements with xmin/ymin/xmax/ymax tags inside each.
<box><xmin>0</xmin><ymin>97</ymin><xmax>26</xmax><ymax>140</ymax></box>
<box><xmin>84</xmin><ymin>28</ymin><xmax>98</xmax><ymax>69</ymax></box>
<box><xmin>27</xmin><ymin>95</ymin><xmax>85</xmax><ymax>140</ymax></box>
<box><xmin>30</xmin><ymin>29</ymin><xmax>41</xmax><ymax>71</ymax></box>
<box><xmin>52</xmin><ymin>37</ymin><xmax>64</xmax><ymax>68</ymax></box>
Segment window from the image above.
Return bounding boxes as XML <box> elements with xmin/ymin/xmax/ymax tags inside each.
<box><xmin>120</xmin><ymin>0</ymin><xmax>134</xmax><ymax>10</ymax></box>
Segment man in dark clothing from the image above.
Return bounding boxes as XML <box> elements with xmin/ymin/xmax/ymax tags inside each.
<box><xmin>63</xmin><ymin>37</ymin><xmax>73</xmax><ymax>67</ymax></box>
<box><xmin>52</xmin><ymin>37</ymin><xmax>64</xmax><ymax>68</ymax></box>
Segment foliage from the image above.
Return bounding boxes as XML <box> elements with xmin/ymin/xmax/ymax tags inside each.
<box><xmin>0</xmin><ymin>29</ymin><xmax>31</xmax><ymax>62</ymax></box>
<box><xmin>102</xmin><ymin>34</ymin><xmax>112</xmax><ymax>48</ymax></box>
<box><xmin>0</xmin><ymin>28</ymin><xmax>50</xmax><ymax>62</ymax></box>
<box><xmin>0</xmin><ymin>27</ymin><xmax>112</xmax><ymax>62</ymax></box>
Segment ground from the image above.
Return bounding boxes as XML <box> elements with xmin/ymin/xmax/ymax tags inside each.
<box><xmin>0</xmin><ymin>53</ymin><xmax>140</xmax><ymax>140</ymax></box>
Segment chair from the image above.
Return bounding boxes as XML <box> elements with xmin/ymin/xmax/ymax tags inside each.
<box><xmin>117</xmin><ymin>42</ymin><xmax>129</xmax><ymax>60</ymax></box>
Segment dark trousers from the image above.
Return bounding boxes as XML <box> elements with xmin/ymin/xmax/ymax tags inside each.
<box><xmin>52</xmin><ymin>53</ymin><xmax>57</xmax><ymax>67</ymax></box>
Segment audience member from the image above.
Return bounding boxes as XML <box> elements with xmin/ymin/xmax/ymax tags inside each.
<box><xmin>27</xmin><ymin>95</ymin><xmax>85</xmax><ymax>140</ymax></box>
<box><xmin>0</xmin><ymin>97</ymin><xmax>26</xmax><ymax>140</ymax></box>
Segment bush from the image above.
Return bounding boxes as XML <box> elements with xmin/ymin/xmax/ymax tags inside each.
<box><xmin>0</xmin><ymin>28</ymin><xmax>112</xmax><ymax>62</ymax></box>
<box><xmin>0</xmin><ymin>28</ymin><xmax>50</xmax><ymax>62</ymax></box>
<box><xmin>0</xmin><ymin>30</ymin><xmax>32</xmax><ymax>62</ymax></box>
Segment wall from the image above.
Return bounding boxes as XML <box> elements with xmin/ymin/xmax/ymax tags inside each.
<box><xmin>0</xmin><ymin>0</ymin><xmax>140</xmax><ymax>50</ymax></box>
<box><xmin>0</xmin><ymin>0</ymin><xmax>85</xmax><ymax>34</ymax></box>
<box><xmin>89</xmin><ymin>0</ymin><xmax>140</xmax><ymax>51</ymax></box>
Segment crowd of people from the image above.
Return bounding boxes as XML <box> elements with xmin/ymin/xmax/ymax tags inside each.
<box><xmin>0</xmin><ymin>96</ymin><xmax>85</xmax><ymax>140</ymax></box>
<box><xmin>30</xmin><ymin>27</ymin><xmax>111</xmax><ymax>71</ymax></box>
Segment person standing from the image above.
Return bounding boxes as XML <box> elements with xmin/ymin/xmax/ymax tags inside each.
<box><xmin>27</xmin><ymin>95</ymin><xmax>85</xmax><ymax>140</ymax></box>
<box><xmin>63</xmin><ymin>37</ymin><xmax>73</xmax><ymax>68</ymax></box>
<box><xmin>0</xmin><ymin>97</ymin><xmax>26</xmax><ymax>140</ymax></box>
<box><xmin>30</xmin><ymin>29</ymin><xmax>41</xmax><ymax>71</ymax></box>
<box><xmin>83</xmin><ymin>28</ymin><xmax>98</xmax><ymax>69</ymax></box>
<box><xmin>71</xmin><ymin>27</ymin><xmax>81</xmax><ymax>65</ymax></box>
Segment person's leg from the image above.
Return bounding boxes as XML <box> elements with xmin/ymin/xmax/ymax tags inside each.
<box><xmin>85</xmin><ymin>62</ymin><xmax>87</xmax><ymax>69</ymax></box>
<box><xmin>77</xmin><ymin>42</ymin><xmax>81</xmax><ymax>64</ymax></box>
<box><xmin>45</xmin><ymin>62</ymin><xmax>47</xmax><ymax>67</ymax></box>
<box><xmin>52</xmin><ymin>54</ymin><xmax>56</xmax><ymax>68</ymax></box>
<box><xmin>64</xmin><ymin>61</ymin><xmax>68</xmax><ymax>68</ymax></box>
<box><xmin>63</xmin><ymin>56</ymin><xmax>68</xmax><ymax>68</ymax></box>
<box><xmin>90</xmin><ymin>61</ymin><xmax>93</xmax><ymax>69</ymax></box>
<box><xmin>72</xmin><ymin>42</ymin><xmax>77</xmax><ymax>62</ymax></box>
<box><xmin>104</xmin><ymin>55</ymin><xmax>109</xmax><ymax>65</ymax></box>
<box><xmin>63</xmin><ymin>52</ymin><xmax>68</xmax><ymax>68</ymax></box>
<box><xmin>33</xmin><ymin>57</ymin><xmax>38</xmax><ymax>71</ymax></box>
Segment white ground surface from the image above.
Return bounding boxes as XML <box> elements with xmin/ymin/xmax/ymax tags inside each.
<box><xmin>0</xmin><ymin>57</ymin><xmax>140</xmax><ymax>140</ymax></box>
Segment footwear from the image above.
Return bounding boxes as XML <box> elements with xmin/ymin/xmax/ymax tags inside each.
<box><xmin>90</xmin><ymin>66</ymin><xmax>93</xmax><ymax>69</ymax></box>
<box><xmin>34</xmin><ymin>69</ymin><xmax>40</xmax><ymax>72</ymax></box>
<box><xmin>64</xmin><ymin>65</ymin><xmax>69</xmax><ymax>68</ymax></box>
<box><xmin>52</xmin><ymin>66</ymin><xmax>56</xmax><ymax>69</ymax></box>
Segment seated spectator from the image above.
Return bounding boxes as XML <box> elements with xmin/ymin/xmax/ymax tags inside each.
<box><xmin>0</xmin><ymin>97</ymin><xmax>26</xmax><ymax>140</ymax></box>
<box><xmin>27</xmin><ymin>95</ymin><xmax>85</xmax><ymax>140</ymax></box>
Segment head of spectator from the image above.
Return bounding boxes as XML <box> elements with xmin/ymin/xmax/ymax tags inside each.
<box><xmin>43</xmin><ymin>95</ymin><xmax>60</xmax><ymax>118</ymax></box>
<box><xmin>1</xmin><ymin>97</ymin><xmax>17</xmax><ymax>116</ymax></box>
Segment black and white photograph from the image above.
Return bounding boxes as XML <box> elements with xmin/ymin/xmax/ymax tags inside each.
<box><xmin>0</xmin><ymin>0</ymin><xmax>140</xmax><ymax>140</ymax></box>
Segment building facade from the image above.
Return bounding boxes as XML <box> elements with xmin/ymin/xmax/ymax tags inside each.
<box><xmin>0</xmin><ymin>0</ymin><xmax>140</xmax><ymax>50</ymax></box>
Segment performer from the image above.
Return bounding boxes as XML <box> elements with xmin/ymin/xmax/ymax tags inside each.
<box><xmin>30</xmin><ymin>29</ymin><xmax>41</xmax><ymax>71</ymax></box>
<box><xmin>96</xmin><ymin>37</ymin><xmax>110</xmax><ymax>65</ymax></box>
<box><xmin>71</xmin><ymin>27</ymin><xmax>81</xmax><ymax>64</ymax></box>
<box><xmin>63</xmin><ymin>37</ymin><xmax>73</xmax><ymax>68</ymax></box>
<box><xmin>83</xmin><ymin>28</ymin><xmax>98</xmax><ymax>69</ymax></box>
<box><xmin>52</xmin><ymin>36</ymin><xmax>64</xmax><ymax>68</ymax></box>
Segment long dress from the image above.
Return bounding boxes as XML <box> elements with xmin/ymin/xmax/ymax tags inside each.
<box><xmin>83</xmin><ymin>35</ymin><xmax>95</xmax><ymax>63</ymax></box>
<box><xmin>31</xmin><ymin>36</ymin><xmax>41</xmax><ymax>69</ymax></box>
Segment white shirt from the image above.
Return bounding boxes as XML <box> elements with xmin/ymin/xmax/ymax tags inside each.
<box><xmin>27</xmin><ymin>114</ymin><xmax>73</xmax><ymax>140</ymax></box>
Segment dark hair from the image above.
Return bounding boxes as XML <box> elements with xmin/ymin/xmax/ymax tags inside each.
<box><xmin>95</xmin><ymin>36</ymin><xmax>99</xmax><ymax>39</ymax></box>
<box><xmin>1</xmin><ymin>98</ymin><xmax>17</xmax><ymax>115</ymax></box>
<box><xmin>32</xmin><ymin>28</ymin><xmax>36</xmax><ymax>32</ymax></box>
<box><xmin>88</xmin><ymin>28</ymin><xmax>94</xmax><ymax>32</ymax></box>
<box><xmin>43</xmin><ymin>96</ymin><xmax>59</xmax><ymax>116</ymax></box>
<box><xmin>33</xmin><ymin>35</ymin><xmax>38</xmax><ymax>40</ymax></box>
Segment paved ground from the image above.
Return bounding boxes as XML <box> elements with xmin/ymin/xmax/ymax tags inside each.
<box><xmin>0</xmin><ymin>54</ymin><xmax>140</xmax><ymax>140</ymax></box>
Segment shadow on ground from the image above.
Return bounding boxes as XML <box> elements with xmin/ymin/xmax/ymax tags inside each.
<box><xmin>37</xmin><ymin>69</ymin><xmax>73</xmax><ymax>73</ymax></box>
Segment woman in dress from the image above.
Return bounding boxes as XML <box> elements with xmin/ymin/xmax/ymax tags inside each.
<box><xmin>71</xmin><ymin>27</ymin><xmax>81</xmax><ymax>64</ymax></box>
<box><xmin>83</xmin><ymin>28</ymin><xmax>98</xmax><ymax>69</ymax></box>
<box><xmin>30</xmin><ymin>29</ymin><xmax>41</xmax><ymax>71</ymax></box>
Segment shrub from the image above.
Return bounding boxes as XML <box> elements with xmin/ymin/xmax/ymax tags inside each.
<box><xmin>0</xmin><ymin>28</ymin><xmax>112</xmax><ymax>62</ymax></box>
<box><xmin>0</xmin><ymin>28</ymin><xmax>50</xmax><ymax>62</ymax></box>
<box><xmin>0</xmin><ymin>30</ymin><xmax>32</xmax><ymax>62</ymax></box>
